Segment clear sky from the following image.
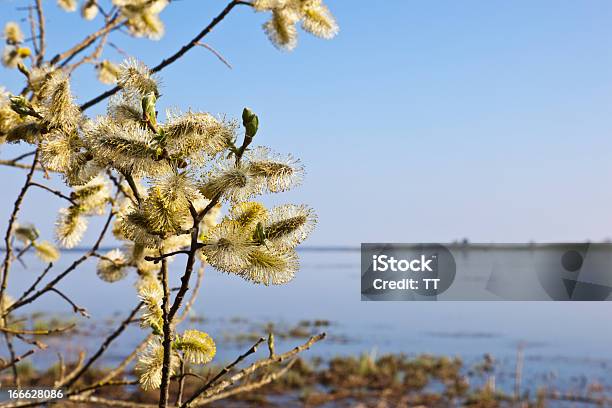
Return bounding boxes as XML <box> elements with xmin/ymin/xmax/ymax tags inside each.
<box><xmin>2</xmin><ymin>0</ymin><xmax>612</xmax><ymax>246</ymax></box>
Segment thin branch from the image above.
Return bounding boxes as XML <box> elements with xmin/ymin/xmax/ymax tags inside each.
<box><xmin>159</xmin><ymin>258</ymin><xmax>172</xmax><ymax>407</ymax></box>
<box><xmin>48</xmin><ymin>288</ymin><xmax>90</xmax><ymax>318</ymax></box>
<box><xmin>182</xmin><ymin>333</ymin><xmax>326</xmax><ymax>407</ymax></box>
<box><xmin>145</xmin><ymin>250</ymin><xmax>191</xmax><ymax>264</ymax></box>
<box><xmin>56</xmin><ymin>351</ymin><xmax>86</xmax><ymax>389</ymax></box>
<box><xmin>195</xmin><ymin>42</ymin><xmax>232</xmax><ymax>69</ymax></box>
<box><xmin>28</xmin><ymin>182</ymin><xmax>77</xmax><ymax>205</ymax></box>
<box><xmin>77</xmin><ymin>264</ymin><xmax>205</xmax><ymax>398</ymax></box>
<box><xmin>5</xmin><ymin>208</ymin><xmax>114</xmax><ymax>316</ymax></box>
<box><xmin>66</xmin><ymin>12</ymin><xmax>114</xmax><ymax>73</ymax></box>
<box><xmin>108</xmin><ymin>41</ymin><xmax>130</xmax><ymax>58</ymax></box>
<box><xmin>27</xmin><ymin>6</ymin><xmax>39</xmax><ymax>57</ymax></box>
<box><xmin>80</xmin><ymin>0</ymin><xmax>251</xmax><ymax>111</ymax></box>
<box><xmin>0</xmin><ymin>150</ymin><xmax>39</xmax><ymax>312</ymax></box>
<box><xmin>181</xmin><ymin>336</ymin><xmax>266</xmax><ymax>407</ymax></box>
<box><xmin>63</xmin><ymin>302</ymin><xmax>143</xmax><ymax>390</ymax></box>
<box><xmin>34</xmin><ymin>0</ymin><xmax>45</xmax><ymax>66</ymax></box>
<box><xmin>7</xmin><ymin>151</ymin><xmax>36</xmax><ymax>163</ymax></box>
<box><xmin>79</xmin><ymin>334</ymin><xmax>153</xmax><ymax>397</ymax></box>
<box><xmin>120</xmin><ymin>170</ymin><xmax>142</xmax><ymax>205</ymax></box>
<box><xmin>50</xmin><ymin>13</ymin><xmax>124</xmax><ymax>66</ymax></box>
<box><xmin>13</xmin><ymin>262</ymin><xmax>52</xmax><ymax>307</ymax></box>
<box><xmin>3</xmin><ymin>331</ymin><xmax>20</xmax><ymax>387</ymax></box>
<box><xmin>196</xmin><ymin>359</ymin><xmax>297</xmax><ymax>406</ymax></box>
<box><xmin>0</xmin><ymin>348</ymin><xmax>35</xmax><ymax>372</ymax></box>
<box><xmin>175</xmin><ymin>358</ymin><xmax>186</xmax><ymax>406</ymax></box>
<box><xmin>0</xmin><ymin>159</ymin><xmax>46</xmax><ymax>172</ymax></box>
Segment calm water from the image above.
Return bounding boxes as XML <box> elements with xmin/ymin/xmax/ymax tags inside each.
<box><xmin>4</xmin><ymin>248</ymin><xmax>612</xmax><ymax>396</ymax></box>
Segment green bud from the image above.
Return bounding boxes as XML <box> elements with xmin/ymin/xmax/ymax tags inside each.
<box><xmin>9</xmin><ymin>95</ymin><xmax>35</xmax><ymax>117</ymax></box>
<box><xmin>268</xmin><ymin>332</ymin><xmax>275</xmax><ymax>357</ymax></box>
<box><xmin>14</xmin><ymin>224</ymin><xmax>39</xmax><ymax>243</ymax></box>
<box><xmin>141</xmin><ymin>91</ymin><xmax>157</xmax><ymax>128</ymax></box>
<box><xmin>242</xmin><ymin>107</ymin><xmax>259</xmax><ymax>138</ymax></box>
<box><xmin>17</xmin><ymin>62</ymin><xmax>30</xmax><ymax>78</ymax></box>
<box><xmin>253</xmin><ymin>222</ymin><xmax>267</xmax><ymax>246</ymax></box>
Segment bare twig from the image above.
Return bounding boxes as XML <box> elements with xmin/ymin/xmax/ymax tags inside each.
<box><xmin>28</xmin><ymin>182</ymin><xmax>77</xmax><ymax>205</ymax></box>
<box><xmin>182</xmin><ymin>336</ymin><xmax>265</xmax><ymax>406</ymax></box>
<box><xmin>80</xmin><ymin>0</ymin><xmax>252</xmax><ymax>111</ymax></box>
<box><xmin>0</xmin><ymin>348</ymin><xmax>35</xmax><ymax>372</ymax></box>
<box><xmin>175</xmin><ymin>358</ymin><xmax>186</xmax><ymax>406</ymax></box>
<box><xmin>0</xmin><ymin>150</ymin><xmax>39</xmax><ymax>311</ymax></box>
<box><xmin>145</xmin><ymin>250</ymin><xmax>192</xmax><ymax>263</ymax></box>
<box><xmin>34</xmin><ymin>0</ymin><xmax>45</xmax><ymax>66</ymax></box>
<box><xmin>3</xmin><ymin>151</ymin><xmax>36</xmax><ymax>164</ymax></box>
<box><xmin>120</xmin><ymin>170</ymin><xmax>142</xmax><ymax>205</ymax></box>
<box><xmin>159</xmin><ymin>258</ymin><xmax>172</xmax><ymax>407</ymax></box>
<box><xmin>195</xmin><ymin>42</ymin><xmax>232</xmax><ymax>69</ymax></box>
<box><xmin>56</xmin><ymin>351</ymin><xmax>86</xmax><ymax>389</ymax></box>
<box><xmin>182</xmin><ymin>333</ymin><xmax>326</xmax><ymax>407</ymax></box>
<box><xmin>0</xmin><ymin>159</ymin><xmax>46</xmax><ymax>171</ymax></box>
<box><xmin>50</xmin><ymin>13</ymin><xmax>124</xmax><ymax>66</ymax></box>
<box><xmin>196</xmin><ymin>359</ymin><xmax>297</xmax><ymax>405</ymax></box>
<box><xmin>63</xmin><ymin>302</ymin><xmax>143</xmax><ymax>390</ymax></box>
<box><xmin>13</xmin><ymin>262</ymin><xmax>52</xmax><ymax>306</ymax></box>
<box><xmin>3</xmin><ymin>332</ymin><xmax>20</xmax><ymax>387</ymax></box>
<box><xmin>27</xmin><ymin>6</ymin><xmax>39</xmax><ymax>57</ymax></box>
<box><xmin>5</xmin><ymin>209</ymin><xmax>114</xmax><ymax>316</ymax></box>
<box><xmin>48</xmin><ymin>288</ymin><xmax>90</xmax><ymax>317</ymax></box>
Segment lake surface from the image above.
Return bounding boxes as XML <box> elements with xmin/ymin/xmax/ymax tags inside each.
<box><xmin>4</xmin><ymin>248</ymin><xmax>612</xmax><ymax>398</ymax></box>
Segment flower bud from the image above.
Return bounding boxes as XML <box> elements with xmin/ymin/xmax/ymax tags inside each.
<box><xmin>9</xmin><ymin>95</ymin><xmax>34</xmax><ymax>117</ymax></box>
<box><xmin>242</xmin><ymin>107</ymin><xmax>259</xmax><ymax>138</ymax></box>
<box><xmin>141</xmin><ymin>91</ymin><xmax>157</xmax><ymax>128</ymax></box>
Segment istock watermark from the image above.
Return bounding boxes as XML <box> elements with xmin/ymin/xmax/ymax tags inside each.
<box><xmin>361</xmin><ymin>243</ymin><xmax>612</xmax><ymax>301</ymax></box>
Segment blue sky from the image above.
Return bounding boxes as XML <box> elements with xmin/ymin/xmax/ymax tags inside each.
<box><xmin>2</xmin><ymin>0</ymin><xmax>612</xmax><ymax>246</ymax></box>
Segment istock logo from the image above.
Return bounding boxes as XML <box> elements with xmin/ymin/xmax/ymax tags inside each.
<box><xmin>372</xmin><ymin>254</ymin><xmax>436</xmax><ymax>272</ymax></box>
<box><xmin>361</xmin><ymin>244</ymin><xmax>457</xmax><ymax>300</ymax></box>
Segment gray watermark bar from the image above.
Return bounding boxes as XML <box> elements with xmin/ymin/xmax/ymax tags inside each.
<box><xmin>361</xmin><ymin>243</ymin><xmax>612</xmax><ymax>301</ymax></box>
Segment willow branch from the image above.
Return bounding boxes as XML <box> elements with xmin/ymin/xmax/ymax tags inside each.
<box><xmin>50</xmin><ymin>14</ymin><xmax>124</xmax><ymax>66</ymax></box>
<box><xmin>5</xmin><ymin>208</ymin><xmax>114</xmax><ymax>316</ymax></box>
<box><xmin>80</xmin><ymin>0</ymin><xmax>251</xmax><ymax>111</ymax></box>
<box><xmin>63</xmin><ymin>302</ymin><xmax>143</xmax><ymax>390</ymax></box>
<box><xmin>13</xmin><ymin>262</ymin><xmax>52</xmax><ymax>307</ymax></box>
<box><xmin>3</xmin><ymin>332</ymin><xmax>20</xmax><ymax>387</ymax></box>
<box><xmin>0</xmin><ymin>159</ymin><xmax>46</xmax><ymax>172</ymax></box>
<box><xmin>196</xmin><ymin>359</ymin><xmax>297</xmax><ymax>406</ymax></box>
<box><xmin>28</xmin><ymin>182</ymin><xmax>77</xmax><ymax>205</ymax></box>
<box><xmin>27</xmin><ymin>6</ymin><xmax>39</xmax><ymax>57</ymax></box>
<box><xmin>66</xmin><ymin>12</ymin><xmax>113</xmax><ymax>73</ymax></box>
<box><xmin>5</xmin><ymin>151</ymin><xmax>36</xmax><ymax>164</ymax></box>
<box><xmin>0</xmin><ymin>149</ymin><xmax>39</xmax><ymax>311</ymax></box>
<box><xmin>34</xmin><ymin>0</ymin><xmax>45</xmax><ymax>66</ymax></box>
<box><xmin>182</xmin><ymin>336</ymin><xmax>265</xmax><ymax>406</ymax></box>
<box><xmin>182</xmin><ymin>333</ymin><xmax>326</xmax><ymax>407</ymax></box>
<box><xmin>145</xmin><ymin>250</ymin><xmax>191</xmax><ymax>263</ymax></box>
<box><xmin>159</xmin><ymin>258</ymin><xmax>172</xmax><ymax>407</ymax></box>
<box><xmin>77</xmin><ymin>264</ymin><xmax>205</xmax><ymax>398</ymax></box>
<box><xmin>195</xmin><ymin>42</ymin><xmax>232</xmax><ymax>69</ymax></box>
<box><xmin>0</xmin><ymin>348</ymin><xmax>35</xmax><ymax>372</ymax></box>
<box><xmin>55</xmin><ymin>351</ymin><xmax>86</xmax><ymax>389</ymax></box>
<box><xmin>48</xmin><ymin>288</ymin><xmax>90</xmax><ymax>317</ymax></box>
